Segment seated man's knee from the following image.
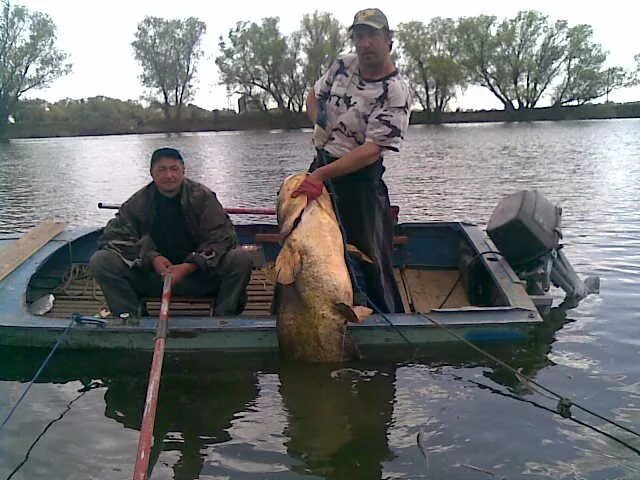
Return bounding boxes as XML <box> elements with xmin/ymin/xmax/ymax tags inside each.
<box><xmin>225</xmin><ymin>247</ymin><xmax>254</xmax><ymax>273</ymax></box>
<box><xmin>89</xmin><ymin>249</ymin><xmax>125</xmax><ymax>278</ymax></box>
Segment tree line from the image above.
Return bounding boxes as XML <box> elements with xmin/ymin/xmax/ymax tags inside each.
<box><xmin>2</xmin><ymin>0</ymin><xmax>640</xmax><ymax>139</ymax></box>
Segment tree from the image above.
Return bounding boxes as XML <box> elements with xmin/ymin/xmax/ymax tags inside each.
<box><xmin>457</xmin><ymin>11</ymin><xmax>567</xmax><ymax>111</ymax></box>
<box><xmin>131</xmin><ymin>16</ymin><xmax>206</xmax><ymax>121</ymax></box>
<box><xmin>216</xmin><ymin>18</ymin><xmax>291</xmax><ymax>111</ymax></box>
<box><xmin>12</xmin><ymin>98</ymin><xmax>49</xmax><ymax>123</ymax></box>
<box><xmin>299</xmin><ymin>11</ymin><xmax>345</xmax><ymax>92</ymax></box>
<box><xmin>216</xmin><ymin>13</ymin><xmax>345</xmax><ymax>113</ymax></box>
<box><xmin>0</xmin><ymin>0</ymin><xmax>71</xmax><ymax>139</ymax></box>
<box><xmin>281</xmin><ymin>31</ymin><xmax>306</xmax><ymax>112</ymax></box>
<box><xmin>397</xmin><ymin>18</ymin><xmax>466</xmax><ymax>112</ymax></box>
<box><xmin>602</xmin><ymin>67</ymin><xmax>629</xmax><ymax>103</ymax></box>
<box><xmin>551</xmin><ymin>25</ymin><xmax>627</xmax><ymax>106</ymax></box>
<box><xmin>628</xmin><ymin>53</ymin><xmax>640</xmax><ymax>86</ymax></box>
<box><xmin>493</xmin><ymin>11</ymin><xmax>567</xmax><ymax>109</ymax></box>
<box><xmin>456</xmin><ymin>15</ymin><xmax>512</xmax><ymax>109</ymax></box>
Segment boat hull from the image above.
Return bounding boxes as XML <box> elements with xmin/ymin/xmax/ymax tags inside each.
<box><xmin>0</xmin><ymin>222</ymin><xmax>546</xmax><ymax>351</ymax></box>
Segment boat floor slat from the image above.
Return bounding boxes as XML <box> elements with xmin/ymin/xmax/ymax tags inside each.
<box><xmin>402</xmin><ymin>268</ymin><xmax>469</xmax><ymax>312</ymax></box>
<box><xmin>43</xmin><ymin>266</ymin><xmax>276</xmax><ymax>319</ymax></box>
<box><xmin>39</xmin><ymin>263</ymin><xmax>470</xmax><ymax>320</ymax></box>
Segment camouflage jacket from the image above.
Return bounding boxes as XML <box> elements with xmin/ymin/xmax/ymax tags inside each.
<box><xmin>98</xmin><ymin>179</ymin><xmax>237</xmax><ymax>272</ymax></box>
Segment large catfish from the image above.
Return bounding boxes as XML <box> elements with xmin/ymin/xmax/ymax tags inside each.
<box><xmin>273</xmin><ymin>173</ymin><xmax>372</xmax><ymax>363</ymax></box>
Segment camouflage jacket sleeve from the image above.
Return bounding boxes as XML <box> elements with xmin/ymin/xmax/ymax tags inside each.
<box><xmin>183</xmin><ymin>180</ymin><xmax>238</xmax><ymax>272</ymax></box>
<box><xmin>97</xmin><ymin>185</ymin><xmax>159</xmax><ymax>268</ymax></box>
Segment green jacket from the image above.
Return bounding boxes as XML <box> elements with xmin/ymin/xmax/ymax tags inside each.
<box><xmin>98</xmin><ymin>178</ymin><xmax>237</xmax><ymax>272</ymax></box>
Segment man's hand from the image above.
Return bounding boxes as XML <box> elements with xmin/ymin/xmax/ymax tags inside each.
<box><xmin>152</xmin><ymin>255</ymin><xmax>173</xmax><ymax>276</ymax></box>
<box><xmin>312</xmin><ymin>124</ymin><xmax>331</xmax><ymax>149</ymax></box>
<box><xmin>292</xmin><ymin>173</ymin><xmax>324</xmax><ymax>201</ymax></box>
<box><xmin>167</xmin><ymin>263</ymin><xmax>198</xmax><ymax>286</ymax></box>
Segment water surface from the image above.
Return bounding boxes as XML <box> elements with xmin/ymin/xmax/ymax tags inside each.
<box><xmin>1</xmin><ymin>119</ymin><xmax>639</xmax><ymax>479</ymax></box>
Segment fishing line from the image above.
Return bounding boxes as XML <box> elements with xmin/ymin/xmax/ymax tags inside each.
<box><xmin>5</xmin><ymin>381</ymin><xmax>105</xmax><ymax>480</ymax></box>
<box><xmin>0</xmin><ymin>315</ymin><xmax>105</xmax><ymax>434</ymax></box>
<box><xmin>313</xmin><ymin>146</ymin><xmax>639</xmax><ymax>456</ymax></box>
<box><xmin>419</xmin><ymin>311</ymin><xmax>640</xmax><ymax>444</ymax></box>
<box><xmin>316</xmin><ymin>149</ymin><xmax>417</xmax><ymax>352</ymax></box>
<box><xmin>309</xmin><ymin>147</ymin><xmax>639</xmax><ymax>455</ymax></box>
<box><xmin>0</xmin><ymin>317</ymin><xmax>75</xmax><ymax>433</ymax></box>
<box><xmin>444</xmin><ymin>371</ymin><xmax>640</xmax><ymax>458</ymax></box>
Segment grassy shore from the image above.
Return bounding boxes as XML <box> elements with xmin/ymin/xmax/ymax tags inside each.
<box><xmin>7</xmin><ymin>102</ymin><xmax>640</xmax><ymax>139</ymax></box>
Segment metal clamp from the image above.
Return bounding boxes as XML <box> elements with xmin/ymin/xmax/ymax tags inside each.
<box><xmin>71</xmin><ymin>313</ymin><xmax>108</xmax><ymax>328</ymax></box>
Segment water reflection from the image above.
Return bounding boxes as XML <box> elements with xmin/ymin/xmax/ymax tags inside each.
<box><xmin>279</xmin><ymin>364</ymin><xmax>395</xmax><ymax>479</ymax></box>
<box><xmin>102</xmin><ymin>372</ymin><xmax>259</xmax><ymax>479</ymax></box>
<box><xmin>0</xmin><ymin>308</ymin><xmax>580</xmax><ymax>480</ymax></box>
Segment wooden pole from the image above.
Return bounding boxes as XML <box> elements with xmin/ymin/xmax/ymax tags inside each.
<box><xmin>98</xmin><ymin>203</ymin><xmax>276</xmax><ymax>215</ymax></box>
<box><xmin>132</xmin><ymin>273</ymin><xmax>172</xmax><ymax>480</ymax></box>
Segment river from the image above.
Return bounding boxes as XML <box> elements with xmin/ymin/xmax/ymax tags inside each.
<box><xmin>1</xmin><ymin>119</ymin><xmax>639</xmax><ymax>479</ymax></box>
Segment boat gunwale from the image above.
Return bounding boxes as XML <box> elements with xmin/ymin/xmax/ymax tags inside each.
<box><xmin>0</xmin><ymin>222</ymin><xmax>544</xmax><ymax>349</ymax></box>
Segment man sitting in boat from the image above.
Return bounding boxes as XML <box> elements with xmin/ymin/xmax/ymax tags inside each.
<box><xmin>89</xmin><ymin>147</ymin><xmax>253</xmax><ymax>318</ymax></box>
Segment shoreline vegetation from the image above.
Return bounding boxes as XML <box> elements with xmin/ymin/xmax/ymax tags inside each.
<box><xmin>7</xmin><ymin>101</ymin><xmax>640</xmax><ymax>140</ymax></box>
<box><xmin>3</xmin><ymin>4</ymin><xmax>639</xmax><ymax>142</ymax></box>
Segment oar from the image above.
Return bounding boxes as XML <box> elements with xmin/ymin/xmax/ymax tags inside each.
<box><xmin>132</xmin><ymin>273</ymin><xmax>173</xmax><ymax>480</ymax></box>
<box><xmin>98</xmin><ymin>202</ymin><xmax>276</xmax><ymax>215</ymax></box>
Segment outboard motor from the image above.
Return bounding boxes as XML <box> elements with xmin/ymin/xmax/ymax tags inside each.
<box><xmin>487</xmin><ymin>190</ymin><xmax>599</xmax><ymax>309</ymax></box>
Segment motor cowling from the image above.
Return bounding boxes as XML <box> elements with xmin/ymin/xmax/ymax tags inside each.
<box><xmin>487</xmin><ymin>190</ymin><xmax>561</xmax><ymax>266</ymax></box>
<box><xmin>487</xmin><ymin>190</ymin><xmax>599</xmax><ymax>308</ymax></box>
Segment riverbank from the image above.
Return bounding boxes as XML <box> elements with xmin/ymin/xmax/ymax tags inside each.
<box><xmin>7</xmin><ymin>101</ymin><xmax>640</xmax><ymax>139</ymax></box>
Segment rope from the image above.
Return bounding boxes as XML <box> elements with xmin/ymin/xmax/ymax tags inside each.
<box><xmin>5</xmin><ymin>381</ymin><xmax>105</xmax><ymax>480</ymax></box>
<box><xmin>0</xmin><ymin>317</ymin><xmax>75</xmax><ymax>434</ymax></box>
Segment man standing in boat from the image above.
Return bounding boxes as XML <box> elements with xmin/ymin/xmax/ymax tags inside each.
<box><xmin>293</xmin><ymin>8</ymin><xmax>411</xmax><ymax>313</ymax></box>
<box><xmin>89</xmin><ymin>147</ymin><xmax>253</xmax><ymax>317</ymax></box>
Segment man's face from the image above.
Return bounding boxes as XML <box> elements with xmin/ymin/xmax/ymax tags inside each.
<box><xmin>150</xmin><ymin>157</ymin><xmax>185</xmax><ymax>197</ymax></box>
<box><xmin>351</xmin><ymin>25</ymin><xmax>389</xmax><ymax>71</ymax></box>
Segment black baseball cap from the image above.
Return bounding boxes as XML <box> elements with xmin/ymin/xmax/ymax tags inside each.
<box><xmin>150</xmin><ymin>147</ymin><xmax>184</xmax><ymax>167</ymax></box>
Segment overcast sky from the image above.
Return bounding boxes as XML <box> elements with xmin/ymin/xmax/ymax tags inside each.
<box><xmin>20</xmin><ymin>0</ymin><xmax>640</xmax><ymax>110</ymax></box>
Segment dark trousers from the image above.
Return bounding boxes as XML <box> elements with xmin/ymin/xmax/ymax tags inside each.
<box><xmin>310</xmin><ymin>151</ymin><xmax>405</xmax><ymax>314</ymax></box>
<box><xmin>89</xmin><ymin>248</ymin><xmax>253</xmax><ymax>317</ymax></box>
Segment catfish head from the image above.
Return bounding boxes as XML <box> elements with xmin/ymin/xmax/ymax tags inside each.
<box><xmin>276</xmin><ymin>173</ymin><xmax>336</xmax><ymax>240</ymax></box>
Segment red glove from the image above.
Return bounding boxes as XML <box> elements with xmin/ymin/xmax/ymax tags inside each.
<box><xmin>291</xmin><ymin>175</ymin><xmax>324</xmax><ymax>201</ymax></box>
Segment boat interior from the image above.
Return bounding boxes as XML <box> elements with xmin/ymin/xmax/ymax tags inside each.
<box><xmin>26</xmin><ymin>222</ymin><xmax>511</xmax><ymax>319</ymax></box>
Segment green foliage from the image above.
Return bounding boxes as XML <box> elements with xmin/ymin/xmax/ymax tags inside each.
<box><xmin>216</xmin><ymin>18</ymin><xmax>289</xmax><ymax>110</ymax></box>
<box><xmin>131</xmin><ymin>16</ymin><xmax>206</xmax><ymax>120</ymax></box>
<box><xmin>628</xmin><ymin>53</ymin><xmax>640</xmax><ymax>86</ymax></box>
<box><xmin>397</xmin><ymin>18</ymin><xmax>466</xmax><ymax>112</ymax></box>
<box><xmin>14</xmin><ymin>96</ymin><xmax>162</xmax><ymax>127</ymax></box>
<box><xmin>299</xmin><ymin>12</ymin><xmax>346</xmax><ymax>92</ymax></box>
<box><xmin>456</xmin><ymin>15</ymin><xmax>509</xmax><ymax>108</ymax></box>
<box><xmin>493</xmin><ymin>11</ymin><xmax>567</xmax><ymax>109</ymax></box>
<box><xmin>457</xmin><ymin>11</ymin><xmax>567</xmax><ymax>110</ymax></box>
<box><xmin>552</xmin><ymin>24</ymin><xmax>608</xmax><ymax>105</ymax></box>
<box><xmin>216</xmin><ymin>12</ymin><xmax>345</xmax><ymax>112</ymax></box>
<box><xmin>553</xmin><ymin>25</ymin><xmax>633</xmax><ymax>106</ymax></box>
<box><xmin>456</xmin><ymin>11</ymin><xmax>633</xmax><ymax>110</ymax></box>
<box><xmin>0</xmin><ymin>0</ymin><xmax>71</xmax><ymax>138</ymax></box>
<box><xmin>7</xmin><ymin>7</ymin><xmax>640</xmax><ymax>139</ymax></box>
